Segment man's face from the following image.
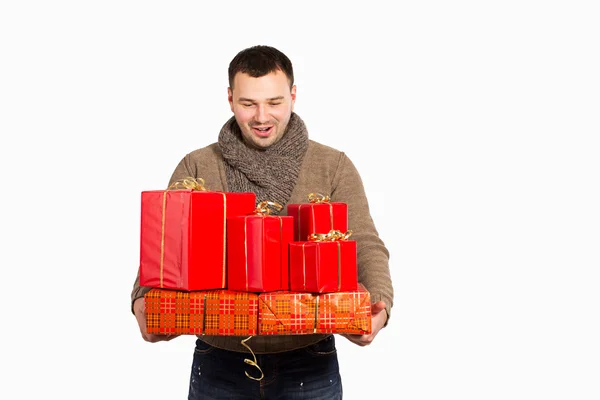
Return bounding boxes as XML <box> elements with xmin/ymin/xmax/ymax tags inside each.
<box><xmin>228</xmin><ymin>70</ymin><xmax>296</xmax><ymax>149</ymax></box>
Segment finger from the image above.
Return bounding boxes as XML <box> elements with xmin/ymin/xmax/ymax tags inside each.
<box><xmin>371</xmin><ymin>301</ymin><xmax>387</xmax><ymax>314</ymax></box>
<box><xmin>341</xmin><ymin>333</ymin><xmax>370</xmax><ymax>346</ymax></box>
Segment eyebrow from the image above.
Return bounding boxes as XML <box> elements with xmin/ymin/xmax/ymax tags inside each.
<box><xmin>238</xmin><ymin>96</ymin><xmax>285</xmax><ymax>102</ymax></box>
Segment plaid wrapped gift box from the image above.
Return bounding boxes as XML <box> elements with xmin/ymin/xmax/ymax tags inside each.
<box><xmin>145</xmin><ymin>288</ymin><xmax>258</xmax><ymax>335</ymax></box>
<box><xmin>258</xmin><ymin>284</ymin><xmax>371</xmax><ymax>335</ymax></box>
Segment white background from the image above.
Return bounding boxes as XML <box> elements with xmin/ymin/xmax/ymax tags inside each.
<box><xmin>1</xmin><ymin>1</ymin><xmax>599</xmax><ymax>399</ymax></box>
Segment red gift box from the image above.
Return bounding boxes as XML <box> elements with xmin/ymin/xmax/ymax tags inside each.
<box><xmin>289</xmin><ymin>237</ymin><xmax>358</xmax><ymax>293</ymax></box>
<box><xmin>227</xmin><ymin>202</ymin><xmax>294</xmax><ymax>292</ymax></box>
<box><xmin>258</xmin><ymin>284</ymin><xmax>371</xmax><ymax>335</ymax></box>
<box><xmin>140</xmin><ymin>180</ymin><xmax>255</xmax><ymax>291</ymax></box>
<box><xmin>287</xmin><ymin>194</ymin><xmax>348</xmax><ymax>241</ymax></box>
<box><xmin>145</xmin><ymin>288</ymin><xmax>259</xmax><ymax>336</ymax></box>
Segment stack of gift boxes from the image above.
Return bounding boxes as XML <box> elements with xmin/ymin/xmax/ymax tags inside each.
<box><xmin>140</xmin><ymin>179</ymin><xmax>371</xmax><ymax>337</ymax></box>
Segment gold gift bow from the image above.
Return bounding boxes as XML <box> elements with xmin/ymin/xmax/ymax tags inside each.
<box><xmin>241</xmin><ymin>336</ymin><xmax>264</xmax><ymax>381</ymax></box>
<box><xmin>307</xmin><ymin>230</ymin><xmax>353</xmax><ymax>292</ymax></box>
<box><xmin>159</xmin><ymin>177</ymin><xmax>227</xmax><ymax>287</ymax></box>
<box><xmin>307</xmin><ymin>229</ymin><xmax>353</xmax><ymax>242</ymax></box>
<box><xmin>245</xmin><ymin>200</ymin><xmax>284</xmax><ymax>291</ymax></box>
<box><xmin>252</xmin><ymin>200</ymin><xmax>283</xmax><ymax>215</ymax></box>
<box><xmin>167</xmin><ymin>176</ymin><xmax>208</xmax><ymax>191</ymax></box>
<box><xmin>307</xmin><ymin>192</ymin><xmax>330</xmax><ymax>203</ymax></box>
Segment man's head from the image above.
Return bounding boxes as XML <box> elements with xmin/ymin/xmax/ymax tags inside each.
<box><xmin>227</xmin><ymin>45</ymin><xmax>296</xmax><ymax>149</ymax></box>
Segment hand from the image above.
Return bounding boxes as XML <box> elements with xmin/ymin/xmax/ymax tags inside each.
<box><xmin>133</xmin><ymin>297</ymin><xmax>180</xmax><ymax>343</ymax></box>
<box><xmin>341</xmin><ymin>301</ymin><xmax>387</xmax><ymax>347</ymax></box>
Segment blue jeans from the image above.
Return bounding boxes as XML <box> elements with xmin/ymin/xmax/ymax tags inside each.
<box><xmin>188</xmin><ymin>335</ymin><xmax>343</xmax><ymax>399</ymax></box>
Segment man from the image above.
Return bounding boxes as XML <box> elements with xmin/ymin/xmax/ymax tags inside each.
<box><xmin>131</xmin><ymin>45</ymin><xmax>394</xmax><ymax>399</ymax></box>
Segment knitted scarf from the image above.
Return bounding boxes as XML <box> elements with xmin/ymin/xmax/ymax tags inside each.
<box><xmin>218</xmin><ymin>112</ymin><xmax>309</xmax><ymax>212</ymax></box>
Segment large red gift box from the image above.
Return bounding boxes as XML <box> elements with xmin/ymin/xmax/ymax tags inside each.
<box><xmin>287</xmin><ymin>194</ymin><xmax>348</xmax><ymax>241</ymax></box>
<box><xmin>140</xmin><ymin>183</ymin><xmax>255</xmax><ymax>291</ymax></box>
<box><xmin>258</xmin><ymin>284</ymin><xmax>371</xmax><ymax>335</ymax></box>
<box><xmin>289</xmin><ymin>238</ymin><xmax>358</xmax><ymax>293</ymax></box>
<box><xmin>227</xmin><ymin>203</ymin><xmax>293</xmax><ymax>292</ymax></box>
<box><xmin>145</xmin><ymin>288</ymin><xmax>259</xmax><ymax>335</ymax></box>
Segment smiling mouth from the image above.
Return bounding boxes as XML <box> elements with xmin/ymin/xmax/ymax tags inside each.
<box><xmin>252</xmin><ymin>126</ymin><xmax>274</xmax><ymax>138</ymax></box>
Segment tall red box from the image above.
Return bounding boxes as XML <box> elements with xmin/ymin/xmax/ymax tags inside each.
<box><xmin>140</xmin><ymin>189</ymin><xmax>255</xmax><ymax>291</ymax></box>
<box><xmin>287</xmin><ymin>195</ymin><xmax>348</xmax><ymax>241</ymax></box>
<box><xmin>227</xmin><ymin>214</ymin><xmax>293</xmax><ymax>292</ymax></box>
<box><xmin>289</xmin><ymin>240</ymin><xmax>358</xmax><ymax>293</ymax></box>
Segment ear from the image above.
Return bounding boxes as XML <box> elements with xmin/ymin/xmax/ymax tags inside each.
<box><xmin>290</xmin><ymin>85</ymin><xmax>297</xmax><ymax>111</ymax></box>
<box><xmin>227</xmin><ymin>87</ymin><xmax>234</xmax><ymax>112</ymax></box>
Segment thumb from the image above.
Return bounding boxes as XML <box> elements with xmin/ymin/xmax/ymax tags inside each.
<box><xmin>371</xmin><ymin>301</ymin><xmax>386</xmax><ymax>315</ymax></box>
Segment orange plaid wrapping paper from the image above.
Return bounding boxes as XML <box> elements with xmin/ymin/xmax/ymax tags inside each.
<box><xmin>145</xmin><ymin>288</ymin><xmax>258</xmax><ymax>335</ymax></box>
<box><xmin>258</xmin><ymin>284</ymin><xmax>371</xmax><ymax>335</ymax></box>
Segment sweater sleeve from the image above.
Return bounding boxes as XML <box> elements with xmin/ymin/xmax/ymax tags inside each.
<box><xmin>129</xmin><ymin>155</ymin><xmax>197</xmax><ymax>314</ymax></box>
<box><xmin>330</xmin><ymin>154</ymin><xmax>394</xmax><ymax>326</ymax></box>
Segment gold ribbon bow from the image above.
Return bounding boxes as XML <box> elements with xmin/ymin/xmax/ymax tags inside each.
<box><xmin>308</xmin><ymin>192</ymin><xmax>330</xmax><ymax>203</ymax></box>
<box><xmin>167</xmin><ymin>176</ymin><xmax>208</xmax><ymax>191</ymax></box>
<box><xmin>241</xmin><ymin>336</ymin><xmax>264</xmax><ymax>381</ymax></box>
<box><xmin>308</xmin><ymin>229</ymin><xmax>353</xmax><ymax>242</ymax></box>
<box><xmin>252</xmin><ymin>201</ymin><xmax>283</xmax><ymax>216</ymax></box>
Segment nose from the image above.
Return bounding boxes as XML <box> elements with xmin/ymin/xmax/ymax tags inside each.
<box><xmin>254</xmin><ymin>104</ymin><xmax>268</xmax><ymax>123</ymax></box>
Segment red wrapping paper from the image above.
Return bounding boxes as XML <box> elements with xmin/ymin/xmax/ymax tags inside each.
<box><xmin>145</xmin><ymin>288</ymin><xmax>259</xmax><ymax>335</ymax></box>
<box><xmin>258</xmin><ymin>284</ymin><xmax>371</xmax><ymax>335</ymax></box>
<box><xmin>227</xmin><ymin>214</ymin><xmax>293</xmax><ymax>292</ymax></box>
<box><xmin>289</xmin><ymin>240</ymin><xmax>358</xmax><ymax>293</ymax></box>
<box><xmin>140</xmin><ymin>189</ymin><xmax>255</xmax><ymax>291</ymax></box>
<box><xmin>287</xmin><ymin>201</ymin><xmax>348</xmax><ymax>241</ymax></box>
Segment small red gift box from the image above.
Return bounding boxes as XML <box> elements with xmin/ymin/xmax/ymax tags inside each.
<box><xmin>289</xmin><ymin>233</ymin><xmax>358</xmax><ymax>293</ymax></box>
<box><xmin>140</xmin><ymin>178</ymin><xmax>255</xmax><ymax>291</ymax></box>
<box><xmin>227</xmin><ymin>201</ymin><xmax>294</xmax><ymax>292</ymax></box>
<box><xmin>258</xmin><ymin>284</ymin><xmax>371</xmax><ymax>335</ymax></box>
<box><xmin>145</xmin><ymin>288</ymin><xmax>259</xmax><ymax>336</ymax></box>
<box><xmin>287</xmin><ymin>193</ymin><xmax>348</xmax><ymax>241</ymax></box>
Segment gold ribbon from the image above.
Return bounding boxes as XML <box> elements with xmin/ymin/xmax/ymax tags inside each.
<box><xmin>241</xmin><ymin>336</ymin><xmax>264</xmax><ymax>381</ymax></box>
<box><xmin>307</xmin><ymin>193</ymin><xmax>330</xmax><ymax>203</ymax></box>
<box><xmin>307</xmin><ymin>230</ymin><xmax>352</xmax><ymax>291</ymax></box>
<box><xmin>313</xmin><ymin>296</ymin><xmax>319</xmax><ymax>333</ymax></box>
<box><xmin>220</xmin><ymin>193</ymin><xmax>227</xmax><ymax>287</ymax></box>
<box><xmin>301</xmin><ymin>242</ymin><xmax>307</xmax><ymax>291</ymax></box>
<box><xmin>307</xmin><ymin>229</ymin><xmax>353</xmax><ymax>242</ymax></box>
<box><xmin>201</xmin><ymin>294</ymin><xmax>207</xmax><ymax>335</ymax></box>
<box><xmin>167</xmin><ymin>176</ymin><xmax>208</xmax><ymax>191</ymax></box>
<box><xmin>252</xmin><ymin>200</ymin><xmax>283</xmax><ymax>215</ymax></box>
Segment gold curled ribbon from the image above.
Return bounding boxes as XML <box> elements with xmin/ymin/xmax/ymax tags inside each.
<box><xmin>253</xmin><ymin>200</ymin><xmax>283</xmax><ymax>216</ymax></box>
<box><xmin>167</xmin><ymin>176</ymin><xmax>208</xmax><ymax>191</ymax></box>
<box><xmin>308</xmin><ymin>229</ymin><xmax>353</xmax><ymax>242</ymax></box>
<box><xmin>308</xmin><ymin>193</ymin><xmax>330</xmax><ymax>203</ymax></box>
<box><xmin>241</xmin><ymin>336</ymin><xmax>264</xmax><ymax>381</ymax></box>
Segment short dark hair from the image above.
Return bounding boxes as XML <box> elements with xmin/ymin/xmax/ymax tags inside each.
<box><xmin>228</xmin><ymin>45</ymin><xmax>294</xmax><ymax>89</ymax></box>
